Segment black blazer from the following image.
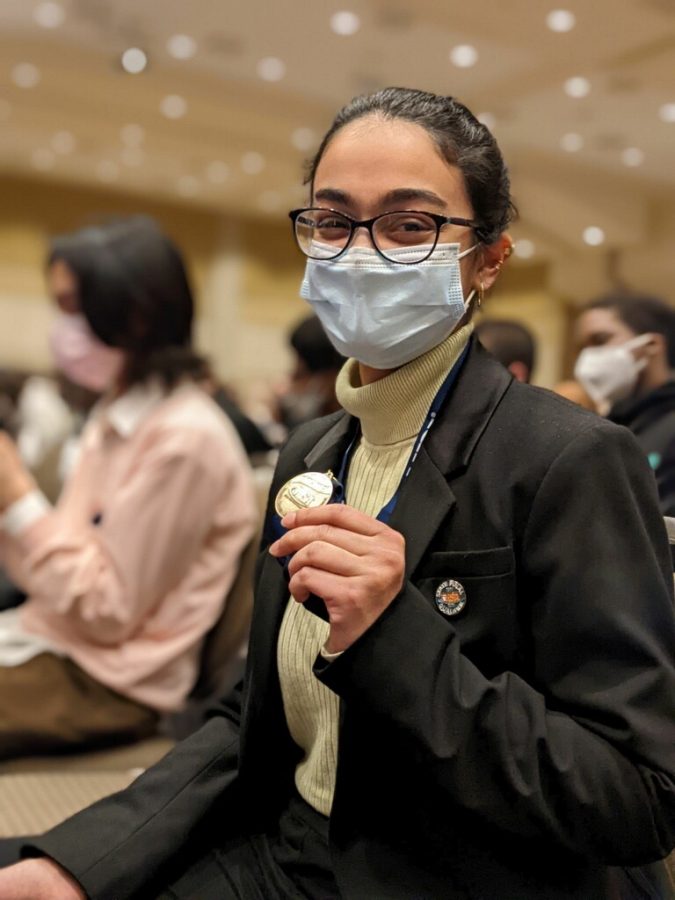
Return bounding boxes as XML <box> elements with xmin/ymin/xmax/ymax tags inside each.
<box><xmin>33</xmin><ymin>344</ymin><xmax>675</xmax><ymax>899</ymax></box>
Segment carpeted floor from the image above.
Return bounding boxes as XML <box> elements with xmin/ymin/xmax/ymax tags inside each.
<box><xmin>0</xmin><ymin>771</ymin><xmax>135</xmax><ymax>836</ymax></box>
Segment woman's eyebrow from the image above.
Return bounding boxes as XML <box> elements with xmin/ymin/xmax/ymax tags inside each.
<box><xmin>314</xmin><ymin>188</ymin><xmax>352</xmax><ymax>205</ymax></box>
<box><xmin>380</xmin><ymin>188</ymin><xmax>447</xmax><ymax>209</ymax></box>
<box><xmin>313</xmin><ymin>187</ymin><xmax>448</xmax><ymax>210</ymax></box>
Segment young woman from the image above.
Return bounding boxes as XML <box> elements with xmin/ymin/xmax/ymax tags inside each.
<box><xmin>0</xmin><ymin>216</ymin><xmax>256</xmax><ymax>758</ymax></box>
<box><xmin>1</xmin><ymin>90</ymin><xmax>673</xmax><ymax>900</ymax></box>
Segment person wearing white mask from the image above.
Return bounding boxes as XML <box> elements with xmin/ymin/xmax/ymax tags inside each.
<box><xmin>575</xmin><ymin>293</ymin><xmax>675</xmax><ymax>515</ymax></box>
<box><xmin>0</xmin><ymin>216</ymin><xmax>255</xmax><ymax>760</ymax></box>
<box><xmin>1</xmin><ymin>89</ymin><xmax>674</xmax><ymax>900</ymax></box>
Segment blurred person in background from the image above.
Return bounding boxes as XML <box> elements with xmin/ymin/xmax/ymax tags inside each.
<box><xmin>275</xmin><ymin>313</ymin><xmax>346</xmax><ymax>433</ymax></box>
<box><xmin>14</xmin><ymin>374</ymin><xmax>75</xmax><ymax>502</ymax></box>
<box><xmin>1</xmin><ymin>88</ymin><xmax>674</xmax><ymax>900</ymax></box>
<box><xmin>199</xmin><ymin>371</ymin><xmax>273</xmax><ymax>461</ymax></box>
<box><xmin>575</xmin><ymin>292</ymin><xmax>675</xmax><ymax>515</ymax></box>
<box><xmin>474</xmin><ymin>317</ymin><xmax>536</xmax><ymax>383</ymax></box>
<box><xmin>551</xmin><ymin>378</ymin><xmax>597</xmax><ymax>411</ymax></box>
<box><xmin>0</xmin><ymin>216</ymin><xmax>256</xmax><ymax>758</ymax></box>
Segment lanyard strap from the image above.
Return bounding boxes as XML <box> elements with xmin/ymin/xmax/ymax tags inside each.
<box><xmin>337</xmin><ymin>339</ymin><xmax>471</xmax><ymax>523</ymax></box>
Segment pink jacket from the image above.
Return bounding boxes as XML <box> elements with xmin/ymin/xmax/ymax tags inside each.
<box><xmin>0</xmin><ymin>381</ymin><xmax>257</xmax><ymax>712</ymax></box>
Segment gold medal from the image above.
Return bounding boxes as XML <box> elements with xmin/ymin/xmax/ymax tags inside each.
<box><xmin>275</xmin><ymin>471</ymin><xmax>335</xmax><ymax>517</ymax></box>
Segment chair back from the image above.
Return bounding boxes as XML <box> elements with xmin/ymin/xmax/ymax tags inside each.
<box><xmin>191</xmin><ymin>466</ymin><xmax>273</xmax><ymax>700</ymax></box>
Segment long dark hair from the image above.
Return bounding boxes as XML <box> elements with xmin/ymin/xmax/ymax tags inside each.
<box><xmin>306</xmin><ymin>87</ymin><xmax>516</xmax><ymax>246</ymax></box>
<box><xmin>48</xmin><ymin>216</ymin><xmax>207</xmax><ymax>387</ymax></box>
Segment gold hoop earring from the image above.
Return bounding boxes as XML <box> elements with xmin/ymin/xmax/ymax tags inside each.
<box><xmin>477</xmin><ymin>281</ymin><xmax>485</xmax><ymax>308</ymax></box>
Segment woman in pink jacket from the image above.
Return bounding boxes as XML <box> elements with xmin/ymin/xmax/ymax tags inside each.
<box><xmin>0</xmin><ymin>216</ymin><xmax>256</xmax><ymax>757</ymax></box>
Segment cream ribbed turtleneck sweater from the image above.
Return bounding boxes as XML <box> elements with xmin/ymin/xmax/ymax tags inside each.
<box><xmin>277</xmin><ymin>324</ymin><xmax>473</xmax><ymax>816</ymax></box>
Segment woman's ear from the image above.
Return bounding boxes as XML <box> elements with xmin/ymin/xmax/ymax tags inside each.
<box><xmin>474</xmin><ymin>233</ymin><xmax>513</xmax><ymax>293</ymax></box>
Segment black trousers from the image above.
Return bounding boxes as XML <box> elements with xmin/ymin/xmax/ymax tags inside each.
<box><xmin>158</xmin><ymin>793</ymin><xmax>339</xmax><ymax>900</ymax></box>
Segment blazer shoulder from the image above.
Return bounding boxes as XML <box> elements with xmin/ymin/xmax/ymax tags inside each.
<box><xmin>495</xmin><ymin>379</ymin><xmax>641</xmax><ymax>464</ymax></box>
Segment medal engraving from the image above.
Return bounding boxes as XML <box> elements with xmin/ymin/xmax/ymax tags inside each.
<box><xmin>275</xmin><ymin>471</ymin><xmax>335</xmax><ymax>517</ymax></box>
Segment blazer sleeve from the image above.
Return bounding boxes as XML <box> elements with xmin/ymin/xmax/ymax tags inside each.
<box><xmin>314</xmin><ymin>423</ymin><xmax>675</xmax><ymax>865</ymax></box>
<box><xmin>20</xmin><ymin>685</ymin><xmax>244</xmax><ymax>900</ymax></box>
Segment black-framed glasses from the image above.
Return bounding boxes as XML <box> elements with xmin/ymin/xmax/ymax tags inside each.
<box><xmin>289</xmin><ymin>207</ymin><xmax>480</xmax><ymax>265</ymax></box>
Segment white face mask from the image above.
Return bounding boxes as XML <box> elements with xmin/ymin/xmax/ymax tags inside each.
<box><xmin>574</xmin><ymin>333</ymin><xmax>651</xmax><ymax>414</ymax></box>
<box><xmin>300</xmin><ymin>242</ymin><xmax>477</xmax><ymax>369</ymax></box>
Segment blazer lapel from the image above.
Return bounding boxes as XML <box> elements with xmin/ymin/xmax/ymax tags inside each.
<box><xmin>247</xmin><ymin>412</ymin><xmax>357</xmax><ymax>699</ymax></box>
<box><xmin>388</xmin><ymin>446</ymin><xmax>456</xmax><ymax>575</ymax></box>
<box><xmin>389</xmin><ymin>342</ymin><xmax>514</xmax><ymax>574</ymax></box>
<box><xmin>304</xmin><ymin>412</ymin><xmax>356</xmax><ymax>473</ymax></box>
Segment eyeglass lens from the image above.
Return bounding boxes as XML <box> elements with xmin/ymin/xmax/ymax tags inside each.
<box><xmin>295</xmin><ymin>210</ymin><xmax>440</xmax><ymax>263</ymax></box>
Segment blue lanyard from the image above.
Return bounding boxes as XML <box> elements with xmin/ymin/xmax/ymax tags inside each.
<box><xmin>335</xmin><ymin>339</ymin><xmax>471</xmax><ymax>524</ymax></box>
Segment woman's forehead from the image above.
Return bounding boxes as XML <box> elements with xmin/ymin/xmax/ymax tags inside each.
<box><xmin>313</xmin><ymin>117</ymin><xmax>470</xmax><ymax>212</ymax></box>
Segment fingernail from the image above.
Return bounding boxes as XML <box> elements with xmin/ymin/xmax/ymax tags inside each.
<box><xmin>281</xmin><ymin>512</ymin><xmax>296</xmax><ymax>528</ymax></box>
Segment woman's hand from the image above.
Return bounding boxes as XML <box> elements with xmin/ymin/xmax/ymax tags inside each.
<box><xmin>0</xmin><ymin>433</ymin><xmax>35</xmax><ymax>512</ymax></box>
<box><xmin>269</xmin><ymin>504</ymin><xmax>405</xmax><ymax>653</ymax></box>
<box><xmin>0</xmin><ymin>859</ymin><xmax>86</xmax><ymax>899</ymax></box>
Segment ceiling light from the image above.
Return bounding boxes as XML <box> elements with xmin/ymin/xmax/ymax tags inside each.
<box><xmin>96</xmin><ymin>160</ymin><xmax>119</xmax><ymax>183</ymax></box>
<box><xmin>206</xmin><ymin>161</ymin><xmax>230</xmax><ymax>183</ymax></box>
<box><xmin>167</xmin><ymin>34</ymin><xmax>197</xmax><ymax>60</ymax></box>
<box><xmin>160</xmin><ymin>94</ymin><xmax>187</xmax><ymax>119</ymax></box>
<box><xmin>330</xmin><ymin>11</ymin><xmax>361</xmax><ymax>35</ymax></box>
<box><xmin>32</xmin><ymin>148</ymin><xmax>56</xmax><ymax>171</ymax></box>
<box><xmin>120</xmin><ymin>123</ymin><xmax>145</xmax><ymax>146</ymax></box>
<box><xmin>121</xmin><ymin>146</ymin><xmax>144</xmax><ymax>166</ymax></box>
<box><xmin>560</xmin><ymin>132</ymin><xmax>584</xmax><ymax>152</ymax></box>
<box><xmin>177</xmin><ymin>175</ymin><xmax>200</xmax><ymax>197</ymax></box>
<box><xmin>583</xmin><ymin>226</ymin><xmax>605</xmax><ymax>246</ymax></box>
<box><xmin>659</xmin><ymin>102</ymin><xmax>675</xmax><ymax>123</ymax></box>
<box><xmin>546</xmin><ymin>9</ymin><xmax>576</xmax><ymax>32</ymax></box>
<box><xmin>0</xmin><ymin>100</ymin><xmax>11</xmax><ymax>121</ymax></box>
<box><xmin>291</xmin><ymin>127</ymin><xmax>318</xmax><ymax>151</ymax></box>
<box><xmin>51</xmin><ymin>130</ymin><xmax>76</xmax><ymax>154</ymax></box>
<box><xmin>564</xmin><ymin>76</ymin><xmax>590</xmax><ymax>98</ymax></box>
<box><xmin>476</xmin><ymin>112</ymin><xmax>496</xmax><ymax>130</ymax></box>
<box><xmin>121</xmin><ymin>48</ymin><xmax>148</xmax><ymax>75</ymax></box>
<box><xmin>622</xmin><ymin>147</ymin><xmax>644</xmax><ymax>167</ymax></box>
<box><xmin>258</xmin><ymin>190</ymin><xmax>282</xmax><ymax>212</ymax></box>
<box><xmin>257</xmin><ymin>57</ymin><xmax>286</xmax><ymax>82</ymax></box>
<box><xmin>449</xmin><ymin>45</ymin><xmax>478</xmax><ymax>68</ymax></box>
<box><xmin>514</xmin><ymin>239</ymin><xmax>536</xmax><ymax>259</ymax></box>
<box><xmin>33</xmin><ymin>1</ymin><xmax>65</xmax><ymax>28</ymax></box>
<box><xmin>241</xmin><ymin>151</ymin><xmax>265</xmax><ymax>175</ymax></box>
<box><xmin>11</xmin><ymin>63</ymin><xmax>41</xmax><ymax>89</ymax></box>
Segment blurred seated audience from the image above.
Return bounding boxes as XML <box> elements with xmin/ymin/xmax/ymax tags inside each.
<box><xmin>275</xmin><ymin>314</ymin><xmax>346</xmax><ymax>434</ymax></box>
<box><xmin>15</xmin><ymin>375</ymin><xmax>75</xmax><ymax>503</ymax></box>
<box><xmin>574</xmin><ymin>292</ymin><xmax>675</xmax><ymax>516</ymax></box>
<box><xmin>199</xmin><ymin>372</ymin><xmax>272</xmax><ymax>461</ymax></box>
<box><xmin>474</xmin><ymin>318</ymin><xmax>536</xmax><ymax>383</ymax></box>
<box><xmin>0</xmin><ymin>370</ymin><xmax>28</xmax><ymax>436</ymax></box>
<box><xmin>0</xmin><ymin>216</ymin><xmax>256</xmax><ymax>759</ymax></box>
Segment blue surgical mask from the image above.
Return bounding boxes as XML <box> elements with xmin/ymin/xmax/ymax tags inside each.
<box><xmin>300</xmin><ymin>242</ymin><xmax>477</xmax><ymax>369</ymax></box>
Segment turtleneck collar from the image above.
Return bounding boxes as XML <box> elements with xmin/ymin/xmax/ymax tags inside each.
<box><xmin>335</xmin><ymin>324</ymin><xmax>473</xmax><ymax>446</ymax></box>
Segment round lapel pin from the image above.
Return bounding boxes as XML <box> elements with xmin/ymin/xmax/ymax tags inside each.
<box><xmin>435</xmin><ymin>579</ymin><xmax>467</xmax><ymax>617</ymax></box>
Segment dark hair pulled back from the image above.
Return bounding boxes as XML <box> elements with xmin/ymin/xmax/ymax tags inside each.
<box><xmin>306</xmin><ymin>87</ymin><xmax>516</xmax><ymax>245</ymax></box>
